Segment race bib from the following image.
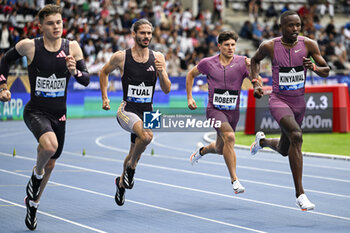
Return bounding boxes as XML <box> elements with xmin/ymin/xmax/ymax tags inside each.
<box><xmin>127</xmin><ymin>82</ymin><xmax>153</xmax><ymax>103</ymax></box>
<box><xmin>279</xmin><ymin>66</ymin><xmax>305</xmax><ymax>91</ymax></box>
<box><xmin>35</xmin><ymin>74</ymin><xmax>66</xmax><ymax>98</ymax></box>
<box><xmin>213</xmin><ymin>89</ymin><xmax>238</xmax><ymax>110</ymax></box>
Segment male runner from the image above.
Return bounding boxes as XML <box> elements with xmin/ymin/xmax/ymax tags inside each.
<box><xmin>187</xmin><ymin>31</ymin><xmax>262</xmax><ymax>194</ymax></box>
<box><xmin>250</xmin><ymin>10</ymin><xmax>330</xmax><ymax>211</ymax></box>
<box><xmin>0</xmin><ymin>4</ymin><xmax>90</xmax><ymax>230</ymax></box>
<box><xmin>99</xmin><ymin>18</ymin><xmax>171</xmax><ymax>206</ymax></box>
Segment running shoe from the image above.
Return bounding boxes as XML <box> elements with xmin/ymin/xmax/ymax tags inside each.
<box><xmin>232</xmin><ymin>180</ymin><xmax>245</xmax><ymax>194</ymax></box>
<box><xmin>296</xmin><ymin>194</ymin><xmax>315</xmax><ymax>211</ymax></box>
<box><xmin>250</xmin><ymin>131</ymin><xmax>265</xmax><ymax>155</ymax></box>
<box><xmin>123</xmin><ymin>166</ymin><xmax>135</xmax><ymax>189</ymax></box>
<box><xmin>115</xmin><ymin>177</ymin><xmax>125</xmax><ymax>206</ymax></box>
<box><xmin>190</xmin><ymin>142</ymin><xmax>204</xmax><ymax>165</ymax></box>
<box><xmin>24</xmin><ymin>196</ymin><xmax>38</xmax><ymax>231</ymax></box>
<box><xmin>26</xmin><ymin>170</ymin><xmax>43</xmax><ymax>201</ymax></box>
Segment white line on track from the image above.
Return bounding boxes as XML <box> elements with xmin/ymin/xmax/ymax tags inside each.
<box><xmin>152</xmin><ymin>134</ymin><xmax>350</xmax><ymax>171</ymax></box>
<box><xmin>96</xmin><ymin>134</ymin><xmax>350</xmax><ymax>183</ymax></box>
<box><xmin>0</xmin><ymin>197</ymin><xmax>107</xmax><ymax>233</ymax></box>
<box><xmin>62</xmin><ymin>151</ymin><xmax>350</xmax><ymax>199</ymax></box>
<box><xmin>1</xmin><ymin>153</ymin><xmax>350</xmax><ymax>222</ymax></box>
<box><xmin>0</xmin><ymin>168</ymin><xmax>267</xmax><ymax>233</ymax></box>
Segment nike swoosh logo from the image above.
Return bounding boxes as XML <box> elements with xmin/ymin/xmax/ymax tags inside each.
<box><xmin>295</xmin><ymin>49</ymin><xmax>302</xmax><ymax>53</ymax></box>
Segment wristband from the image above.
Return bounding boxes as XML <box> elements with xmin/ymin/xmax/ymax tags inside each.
<box><xmin>251</xmin><ymin>78</ymin><xmax>258</xmax><ymax>83</ymax></box>
<box><xmin>312</xmin><ymin>63</ymin><xmax>316</xmax><ymax>71</ymax></box>
<box><xmin>74</xmin><ymin>70</ymin><xmax>83</xmax><ymax>78</ymax></box>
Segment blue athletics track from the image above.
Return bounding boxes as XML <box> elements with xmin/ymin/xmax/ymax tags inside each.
<box><xmin>0</xmin><ymin>117</ymin><xmax>349</xmax><ymax>233</ymax></box>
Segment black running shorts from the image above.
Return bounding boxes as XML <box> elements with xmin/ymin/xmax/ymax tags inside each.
<box><xmin>23</xmin><ymin>106</ymin><xmax>66</xmax><ymax>159</ymax></box>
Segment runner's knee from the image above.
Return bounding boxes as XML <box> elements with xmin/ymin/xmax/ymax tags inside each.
<box><xmin>221</xmin><ymin>132</ymin><xmax>235</xmax><ymax>145</ymax></box>
<box><xmin>138</xmin><ymin>131</ymin><xmax>153</xmax><ymax>145</ymax></box>
<box><xmin>39</xmin><ymin>141</ymin><xmax>58</xmax><ymax>155</ymax></box>
<box><xmin>290</xmin><ymin>130</ymin><xmax>303</xmax><ymax>145</ymax></box>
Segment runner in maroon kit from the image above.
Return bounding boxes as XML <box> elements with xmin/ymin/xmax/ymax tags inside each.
<box><xmin>250</xmin><ymin>10</ymin><xmax>330</xmax><ymax>211</ymax></box>
<box><xmin>187</xmin><ymin>31</ymin><xmax>262</xmax><ymax>194</ymax></box>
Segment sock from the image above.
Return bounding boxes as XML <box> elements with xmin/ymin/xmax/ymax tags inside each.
<box><xmin>199</xmin><ymin>147</ymin><xmax>204</xmax><ymax>156</ymax></box>
<box><xmin>29</xmin><ymin>200</ymin><xmax>39</xmax><ymax>208</ymax></box>
<box><xmin>33</xmin><ymin>167</ymin><xmax>44</xmax><ymax>180</ymax></box>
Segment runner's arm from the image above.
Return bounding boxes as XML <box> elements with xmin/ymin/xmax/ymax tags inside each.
<box><xmin>154</xmin><ymin>52</ymin><xmax>171</xmax><ymax>94</ymax></box>
<box><xmin>304</xmin><ymin>38</ymin><xmax>330</xmax><ymax>78</ymax></box>
<box><xmin>99</xmin><ymin>51</ymin><xmax>124</xmax><ymax>110</ymax></box>
<box><xmin>0</xmin><ymin>39</ymin><xmax>33</xmax><ymax>101</ymax></box>
<box><xmin>68</xmin><ymin>40</ymin><xmax>90</xmax><ymax>86</ymax></box>
<box><xmin>186</xmin><ymin>65</ymin><xmax>201</xmax><ymax>110</ymax></box>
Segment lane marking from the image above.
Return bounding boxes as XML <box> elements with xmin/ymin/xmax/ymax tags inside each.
<box><xmin>0</xmin><ymin>197</ymin><xmax>107</xmax><ymax>233</ymax></box>
<box><xmin>1</xmin><ymin>157</ymin><xmax>350</xmax><ymax>222</ymax></box>
<box><xmin>0</xmin><ymin>169</ymin><xmax>267</xmax><ymax>233</ymax></box>
<box><xmin>95</xmin><ymin>136</ymin><xmax>350</xmax><ymax>183</ymax></box>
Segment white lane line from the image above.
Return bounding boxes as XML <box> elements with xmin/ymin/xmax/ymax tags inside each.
<box><xmin>95</xmin><ymin>135</ymin><xmax>350</xmax><ymax>183</ymax></box>
<box><xmin>63</xmin><ymin>151</ymin><xmax>350</xmax><ymax>199</ymax></box>
<box><xmin>151</xmin><ymin>135</ymin><xmax>193</xmax><ymax>153</ymax></box>
<box><xmin>0</xmin><ymin>197</ymin><xmax>107</xmax><ymax>233</ymax></box>
<box><xmin>1</xmin><ymin>155</ymin><xmax>350</xmax><ymax>222</ymax></box>
<box><xmin>1</xmin><ymin>151</ymin><xmax>350</xmax><ymax>199</ymax></box>
<box><xmin>0</xmin><ymin>169</ymin><xmax>266</xmax><ymax>233</ymax></box>
<box><xmin>153</xmin><ymin>133</ymin><xmax>350</xmax><ymax>171</ymax></box>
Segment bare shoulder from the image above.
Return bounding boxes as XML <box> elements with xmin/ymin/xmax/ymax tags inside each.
<box><xmin>260</xmin><ymin>39</ymin><xmax>274</xmax><ymax>50</ymax></box>
<box><xmin>69</xmin><ymin>40</ymin><xmax>81</xmax><ymax>50</ymax></box>
<box><xmin>303</xmin><ymin>36</ymin><xmax>318</xmax><ymax>47</ymax></box>
<box><xmin>69</xmin><ymin>40</ymin><xmax>84</xmax><ymax>60</ymax></box>
<box><xmin>111</xmin><ymin>50</ymin><xmax>125</xmax><ymax>63</ymax></box>
<box><xmin>15</xmin><ymin>38</ymin><xmax>34</xmax><ymax>56</ymax></box>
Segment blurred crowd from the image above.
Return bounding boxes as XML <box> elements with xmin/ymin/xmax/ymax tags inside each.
<box><xmin>0</xmin><ymin>0</ymin><xmax>349</xmax><ymax>77</ymax></box>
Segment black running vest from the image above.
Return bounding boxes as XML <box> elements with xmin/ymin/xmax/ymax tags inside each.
<box><xmin>27</xmin><ymin>37</ymin><xmax>71</xmax><ymax>114</ymax></box>
<box><xmin>122</xmin><ymin>48</ymin><xmax>157</xmax><ymax>118</ymax></box>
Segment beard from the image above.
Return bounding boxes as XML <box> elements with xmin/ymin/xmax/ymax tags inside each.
<box><xmin>136</xmin><ymin>36</ymin><xmax>152</xmax><ymax>48</ymax></box>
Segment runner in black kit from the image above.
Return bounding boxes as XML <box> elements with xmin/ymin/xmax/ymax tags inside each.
<box><xmin>99</xmin><ymin>19</ymin><xmax>171</xmax><ymax>206</ymax></box>
<box><xmin>0</xmin><ymin>5</ymin><xmax>90</xmax><ymax>230</ymax></box>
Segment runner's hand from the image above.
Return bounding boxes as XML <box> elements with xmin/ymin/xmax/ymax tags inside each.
<box><xmin>65</xmin><ymin>55</ymin><xmax>77</xmax><ymax>76</ymax></box>
<box><xmin>303</xmin><ymin>57</ymin><xmax>314</xmax><ymax>71</ymax></box>
<box><xmin>155</xmin><ymin>58</ymin><xmax>163</xmax><ymax>73</ymax></box>
<box><xmin>188</xmin><ymin>98</ymin><xmax>197</xmax><ymax>110</ymax></box>
<box><xmin>102</xmin><ymin>98</ymin><xmax>110</xmax><ymax>110</ymax></box>
<box><xmin>0</xmin><ymin>89</ymin><xmax>11</xmax><ymax>102</ymax></box>
<box><xmin>253</xmin><ymin>85</ymin><xmax>263</xmax><ymax>99</ymax></box>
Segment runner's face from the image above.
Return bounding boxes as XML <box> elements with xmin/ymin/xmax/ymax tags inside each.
<box><xmin>281</xmin><ymin>14</ymin><xmax>301</xmax><ymax>42</ymax></box>
<box><xmin>40</xmin><ymin>13</ymin><xmax>63</xmax><ymax>39</ymax></box>
<box><xmin>219</xmin><ymin>39</ymin><xmax>236</xmax><ymax>58</ymax></box>
<box><xmin>134</xmin><ymin>24</ymin><xmax>153</xmax><ymax>48</ymax></box>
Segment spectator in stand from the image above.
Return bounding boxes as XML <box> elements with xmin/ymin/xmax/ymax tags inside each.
<box><xmin>281</xmin><ymin>3</ymin><xmax>290</xmax><ymax>13</ymax></box>
<box><xmin>239</xmin><ymin>20</ymin><xmax>253</xmax><ymax>40</ymax></box>
<box><xmin>0</xmin><ymin>23</ymin><xmax>13</xmax><ymax>55</ymax></box>
<box><xmin>265</xmin><ymin>4</ymin><xmax>278</xmax><ymax>20</ymax></box>
<box><xmin>212</xmin><ymin>0</ymin><xmax>223</xmax><ymax>23</ymax></box>
<box><xmin>318</xmin><ymin>0</ymin><xmax>334</xmax><ymax>19</ymax></box>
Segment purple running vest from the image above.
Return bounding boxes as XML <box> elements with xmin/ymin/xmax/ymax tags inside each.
<box><xmin>272</xmin><ymin>36</ymin><xmax>307</xmax><ymax>96</ymax></box>
<box><xmin>197</xmin><ymin>54</ymin><xmax>249</xmax><ymax>110</ymax></box>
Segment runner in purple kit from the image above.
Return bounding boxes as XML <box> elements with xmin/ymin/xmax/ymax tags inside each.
<box><xmin>187</xmin><ymin>31</ymin><xmax>263</xmax><ymax>194</ymax></box>
<box><xmin>250</xmin><ymin>10</ymin><xmax>330</xmax><ymax>211</ymax></box>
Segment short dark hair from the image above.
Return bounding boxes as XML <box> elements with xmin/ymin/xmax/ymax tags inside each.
<box><xmin>38</xmin><ymin>4</ymin><xmax>62</xmax><ymax>23</ymax></box>
<box><xmin>131</xmin><ymin>18</ymin><xmax>153</xmax><ymax>32</ymax></box>
<box><xmin>217</xmin><ymin>31</ymin><xmax>238</xmax><ymax>44</ymax></box>
<box><xmin>280</xmin><ymin>10</ymin><xmax>299</xmax><ymax>24</ymax></box>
